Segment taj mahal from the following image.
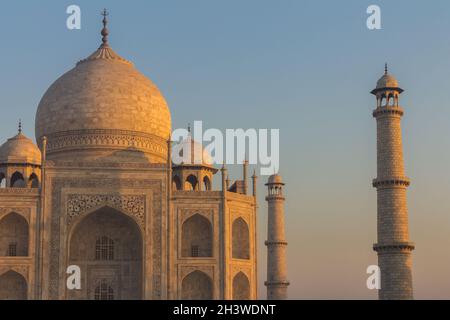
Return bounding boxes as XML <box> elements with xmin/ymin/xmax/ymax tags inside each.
<box><xmin>0</xmin><ymin>11</ymin><xmax>415</xmax><ymax>301</ymax></box>
<box><xmin>0</xmin><ymin>12</ymin><xmax>289</xmax><ymax>300</ymax></box>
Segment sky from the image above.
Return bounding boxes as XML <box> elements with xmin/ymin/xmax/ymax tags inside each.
<box><xmin>1</xmin><ymin>0</ymin><xmax>450</xmax><ymax>299</ymax></box>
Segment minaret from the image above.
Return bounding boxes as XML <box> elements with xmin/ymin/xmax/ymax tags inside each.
<box><xmin>371</xmin><ymin>64</ymin><xmax>415</xmax><ymax>300</ymax></box>
<box><xmin>265</xmin><ymin>174</ymin><xmax>289</xmax><ymax>299</ymax></box>
<box><xmin>243</xmin><ymin>160</ymin><xmax>249</xmax><ymax>195</ymax></box>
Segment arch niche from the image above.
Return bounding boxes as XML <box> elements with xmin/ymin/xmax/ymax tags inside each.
<box><xmin>0</xmin><ymin>270</ymin><xmax>27</xmax><ymax>300</ymax></box>
<box><xmin>232</xmin><ymin>217</ymin><xmax>250</xmax><ymax>259</ymax></box>
<box><xmin>181</xmin><ymin>270</ymin><xmax>213</xmax><ymax>300</ymax></box>
<box><xmin>0</xmin><ymin>212</ymin><xmax>29</xmax><ymax>257</ymax></box>
<box><xmin>232</xmin><ymin>272</ymin><xmax>250</xmax><ymax>300</ymax></box>
<box><xmin>68</xmin><ymin>206</ymin><xmax>143</xmax><ymax>300</ymax></box>
<box><xmin>181</xmin><ymin>214</ymin><xmax>213</xmax><ymax>257</ymax></box>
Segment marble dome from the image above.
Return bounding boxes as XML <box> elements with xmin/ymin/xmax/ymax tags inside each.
<box><xmin>375</xmin><ymin>73</ymin><xmax>399</xmax><ymax>90</ymax></box>
<box><xmin>35</xmin><ymin>36</ymin><xmax>171</xmax><ymax>162</ymax></box>
<box><xmin>0</xmin><ymin>131</ymin><xmax>41</xmax><ymax>165</ymax></box>
<box><xmin>173</xmin><ymin>134</ymin><xmax>213</xmax><ymax>166</ymax></box>
<box><xmin>267</xmin><ymin>174</ymin><xmax>284</xmax><ymax>185</ymax></box>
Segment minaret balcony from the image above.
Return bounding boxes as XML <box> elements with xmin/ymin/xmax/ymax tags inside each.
<box><xmin>372</xmin><ymin>177</ymin><xmax>410</xmax><ymax>188</ymax></box>
<box><xmin>373</xmin><ymin>241</ymin><xmax>415</xmax><ymax>253</ymax></box>
<box><xmin>373</xmin><ymin>105</ymin><xmax>404</xmax><ymax>118</ymax></box>
<box><xmin>264</xmin><ymin>280</ymin><xmax>290</xmax><ymax>287</ymax></box>
<box><xmin>265</xmin><ymin>240</ymin><xmax>288</xmax><ymax>246</ymax></box>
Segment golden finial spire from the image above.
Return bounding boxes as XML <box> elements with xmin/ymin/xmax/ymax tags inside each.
<box><xmin>101</xmin><ymin>9</ymin><xmax>109</xmax><ymax>46</ymax></box>
<box><xmin>18</xmin><ymin>119</ymin><xmax>22</xmax><ymax>134</ymax></box>
<box><xmin>384</xmin><ymin>63</ymin><xmax>388</xmax><ymax>75</ymax></box>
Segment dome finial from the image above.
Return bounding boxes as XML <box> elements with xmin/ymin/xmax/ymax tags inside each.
<box><xmin>384</xmin><ymin>63</ymin><xmax>388</xmax><ymax>75</ymax></box>
<box><xmin>18</xmin><ymin>119</ymin><xmax>22</xmax><ymax>134</ymax></box>
<box><xmin>101</xmin><ymin>8</ymin><xmax>109</xmax><ymax>46</ymax></box>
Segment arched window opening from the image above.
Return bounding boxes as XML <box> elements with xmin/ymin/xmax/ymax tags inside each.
<box><xmin>181</xmin><ymin>214</ymin><xmax>213</xmax><ymax>257</ymax></box>
<box><xmin>380</xmin><ymin>95</ymin><xmax>386</xmax><ymax>107</ymax></box>
<box><xmin>94</xmin><ymin>279</ymin><xmax>114</xmax><ymax>300</ymax></box>
<box><xmin>172</xmin><ymin>175</ymin><xmax>182</xmax><ymax>191</ymax></box>
<box><xmin>388</xmin><ymin>94</ymin><xmax>395</xmax><ymax>106</ymax></box>
<box><xmin>181</xmin><ymin>271</ymin><xmax>213</xmax><ymax>300</ymax></box>
<box><xmin>191</xmin><ymin>245</ymin><xmax>199</xmax><ymax>257</ymax></box>
<box><xmin>185</xmin><ymin>175</ymin><xmax>198</xmax><ymax>191</ymax></box>
<box><xmin>0</xmin><ymin>213</ymin><xmax>29</xmax><ymax>257</ymax></box>
<box><xmin>203</xmin><ymin>176</ymin><xmax>211</xmax><ymax>191</ymax></box>
<box><xmin>0</xmin><ymin>173</ymin><xmax>6</xmax><ymax>188</ymax></box>
<box><xmin>232</xmin><ymin>218</ymin><xmax>250</xmax><ymax>259</ymax></box>
<box><xmin>95</xmin><ymin>236</ymin><xmax>114</xmax><ymax>261</ymax></box>
<box><xmin>8</xmin><ymin>242</ymin><xmax>17</xmax><ymax>257</ymax></box>
<box><xmin>11</xmin><ymin>172</ymin><xmax>25</xmax><ymax>188</ymax></box>
<box><xmin>28</xmin><ymin>173</ymin><xmax>39</xmax><ymax>188</ymax></box>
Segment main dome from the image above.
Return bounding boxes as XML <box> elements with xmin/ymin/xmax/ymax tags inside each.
<box><xmin>35</xmin><ymin>27</ymin><xmax>171</xmax><ymax>163</ymax></box>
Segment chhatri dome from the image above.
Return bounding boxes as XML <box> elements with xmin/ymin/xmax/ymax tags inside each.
<box><xmin>173</xmin><ymin>127</ymin><xmax>213</xmax><ymax>166</ymax></box>
<box><xmin>266</xmin><ymin>173</ymin><xmax>284</xmax><ymax>185</ymax></box>
<box><xmin>35</xmin><ymin>11</ymin><xmax>171</xmax><ymax>163</ymax></box>
<box><xmin>372</xmin><ymin>63</ymin><xmax>403</xmax><ymax>93</ymax></box>
<box><xmin>0</xmin><ymin>122</ymin><xmax>41</xmax><ymax>166</ymax></box>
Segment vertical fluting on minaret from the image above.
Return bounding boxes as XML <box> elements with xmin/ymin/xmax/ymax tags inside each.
<box><xmin>371</xmin><ymin>65</ymin><xmax>415</xmax><ymax>300</ymax></box>
<box><xmin>265</xmin><ymin>174</ymin><xmax>289</xmax><ymax>300</ymax></box>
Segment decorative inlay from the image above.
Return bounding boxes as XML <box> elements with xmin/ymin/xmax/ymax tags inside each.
<box><xmin>180</xmin><ymin>208</ymin><xmax>214</xmax><ymax>225</ymax></box>
<box><xmin>67</xmin><ymin>194</ymin><xmax>145</xmax><ymax>227</ymax></box>
<box><xmin>0</xmin><ymin>265</ymin><xmax>29</xmax><ymax>280</ymax></box>
<box><xmin>231</xmin><ymin>265</ymin><xmax>251</xmax><ymax>279</ymax></box>
<box><xmin>180</xmin><ymin>265</ymin><xmax>214</xmax><ymax>280</ymax></box>
<box><xmin>0</xmin><ymin>207</ymin><xmax>31</xmax><ymax>223</ymax></box>
<box><xmin>0</xmin><ymin>188</ymin><xmax>39</xmax><ymax>195</ymax></box>
<box><xmin>45</xmin><ymin>129</ymin><xmax>167</xmax><ymax>158</ymax></box>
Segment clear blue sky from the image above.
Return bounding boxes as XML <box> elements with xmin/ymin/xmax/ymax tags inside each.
<box><xmin>1</xmin><ymin>0</ymin><xmax>450</xmax><ymax>299</ymax></box>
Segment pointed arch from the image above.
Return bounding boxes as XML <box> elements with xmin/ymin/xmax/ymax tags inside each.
<box><xmin>380</xmin><ymin>94</ymin><xmax>386</xmax><ymax>107</ymax></box>
<box><xmin>0</xmin><ymin>212</ymin><xmax>29</xmax><ymax>256</ymax></box>
<box><xmin>181</xmin><ymin>271</ymin><xmax>213</xmax><ymax>300</ymax></box>
<box><xmin>172</xmin><ymin>175</ymin><xmax>182</xmax><ymax>191</ymax></box>
<box><xmin>232</xmin><ymin>272</ymin><xmax>250</xmax><ymax>300</ymax></box>
<box><xmin>181</xmin><ymin>214</ymin><xmax>212</xmax><ymax>257</ymax></box>
<box><xmin>10</xmin><ymin>172</ymin><xmax>25</xmax><ymax>188</ymax></box>
<box><xmin>68</xmin><ymin>206</ymin><xmax>143</xmax><ymax>300</ymax></box>
<box><xmin>28</xmin><ymin>173</ymin><xmax>39</xmax><ymax>188</ymax></box>
<box><xmin>0</xmin><ymin>172</ymin><xmax>5</xmax><ymax>188</ymax></box>
<box><xmin>232</xmin><ymin>217</ymin><xmax>250</xmax><ymax>259</ymax></box>
<box><xmin>388</xmin><ymin>93</ymin><xmax>395</xmax><ymax>106</ymax></box>
<box><xmin>185</xmin><ymin>174</ymin><xmax>198</xmax><ymax>191</ymax></box>
<box><xmin>203</xmin><ymin>176</ymin><xmax>211</xmax><ymax>191</ymax></box>
<box><xmin>0</xmin><ymin>270</ymin><xmax>27</xmax><ymax>300</ymax></box>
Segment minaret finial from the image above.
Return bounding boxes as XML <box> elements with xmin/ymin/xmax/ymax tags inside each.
<box><xmin>187</xmin><ymin>123</ymin><xmax>191</xmax><ymax>134</ymax></box>
<box><xmin>384</xmin><ymin>63</ymin><xmax>388</xmax><ymax>75</ymax></box>
<box><xmin>18</xmin><ymin>119</ymin><xmax>22</xmax><ymax>134</ymax></box>
<box><xmin>101</xmin><ymin>9</ymin><xmax>109</xmax><ymax>46</ymax></box>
